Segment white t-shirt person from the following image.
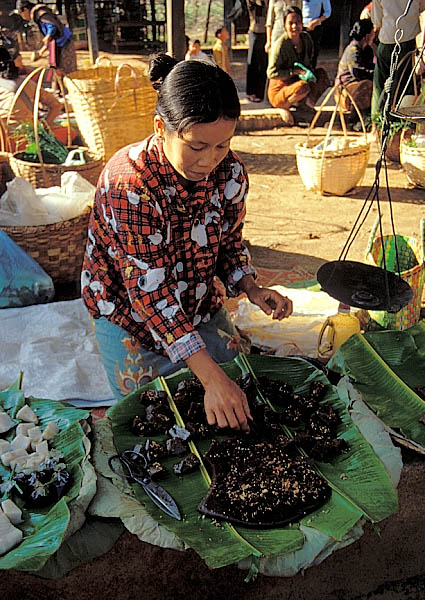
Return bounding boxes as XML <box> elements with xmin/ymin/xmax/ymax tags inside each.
<box><xmin>185</xmin><ymin>40</ymin><xmax>212</xmax><ymax>62</ymax></box>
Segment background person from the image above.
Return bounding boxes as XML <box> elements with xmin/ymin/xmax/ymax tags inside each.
<box><xmin>265</xmin><ymin>0</ymin><xmax>302</xmax><ymax>53</ymax></box>
<box><xmin>336</xmin><ymin>19</ymin><xmax>375</xmax><ymax>123</ymax></box>
<box><xmin>246</xmin><ymin>0</ymin><xmax>268</xmax><ymax>102</ymax></box>
<box><xmin>267</xmin><ymin>5</ymin><xmax>330</xmax><ymax>124</ymax></box>
<box><xmin>16</xmin><ymin>0</ymin><xmax>76</xmax><ymax>87</ymax></box>
<box><xmin>371</xmin><ymin>0</ymin><xmax>425</xmax><ymax>117</ymax></box>
<box><xmin>213</xmin><ymin>26</ymin><xmax>231</xmax><ymax>75</ymax></box>
<box><xmin>81</xmin><ymin>55</ymin><xmax>293</xmax><ymax>432</ymax></box>
<box><xmin>185</xmin><ymin>39</ymin><xmax>211</xmax><ymax>62</ymax></box>
<box><xmin>302</xmin><ymin>0</ymin><xmax>332</xmax><ymax>69</ymax></box>
<box><xmin>0</xmin><ymin>46</ymin><xmax>69</xmax><ymax>151</ymax></box>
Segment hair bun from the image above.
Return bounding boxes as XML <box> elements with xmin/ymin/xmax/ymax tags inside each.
<box><xmin>148</xmin><ymin>53</ymin><xmax>179</xmax><ymax>91</ymax></box>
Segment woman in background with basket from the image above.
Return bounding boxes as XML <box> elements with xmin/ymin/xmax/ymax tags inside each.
<box><xmin>16</xmin><ymin>1</ymin><xmax>76</xmax><ymax>87</ymax></box>
<box><xmin>81</xmin><ymin>55</ymin><xmax>293</xmax><ymax>432</ymax></box>
<box><xmin>267</xmin><ymin>5</ymin><xmax>329</xmax><ymax>125</ymax></box>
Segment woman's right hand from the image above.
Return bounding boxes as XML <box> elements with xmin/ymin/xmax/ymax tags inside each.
<box><xmin>203</xmin><ymin>369</ymin><xmax>252</xmax><ymax>432</ymax></box>
<box><xmin>185</xmin><ymin>349</ymin><xmax>252</xmax><ymax>432</ymax></box>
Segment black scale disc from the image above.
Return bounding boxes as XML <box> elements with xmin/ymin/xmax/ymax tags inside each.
<box><xmin>317</xmin><ymin>261</ymin><xmax>413</xmax><ymax>313</ymax></box>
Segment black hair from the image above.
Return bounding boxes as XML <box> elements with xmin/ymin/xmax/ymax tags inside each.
<box><xmin>283</xmin><ymin>5</ymin><xmax>303</xmax><ymax>22</ymax></box>
<box><xmin>16</xmin><ymin>0</ymin><xmax>35</xmax><ymax>11</ymax></box>
<box><xmin>349</xmin><ymin>19</ymin><xmax>373</xmax><ymax>41</ymax></box>
<box><xmin>148</xmin><ymin>53</ymin><xmax>240</xmax><ymax>134</ymax></box>
<box><xmin>193</xmin><ymin>39</ymin><xmax>201</xmax><ymax>45</ymax></box>
<box><xmin>215</xmin><ymin>27</ymin><xmax>224</xmax><ymax>37</ymax></box>
<box><xmin>0</xmin><ymin>47</ymin><xmax>19</xmax><ymax>79</ymax></box>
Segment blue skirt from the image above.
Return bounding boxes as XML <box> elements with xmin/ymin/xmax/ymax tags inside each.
<box><xmin>92</xmin><ymin>307</ymin><xmax>244</xmax><ymax>401</ymax></box>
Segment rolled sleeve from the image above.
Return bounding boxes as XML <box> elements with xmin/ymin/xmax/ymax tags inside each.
<box><xmin>166</xmin><ymin>331</ymin><xmax>206</xmax><ymax>363</ymax></box>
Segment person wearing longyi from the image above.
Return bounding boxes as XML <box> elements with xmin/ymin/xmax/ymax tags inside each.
<box><xmin>81</xmin><ymin>55</ymin><xmax>293</xmax><ymax>432</ymax></box>
<box><xmin>16</xmin><ymin>0</ymin><xmax>76</xmax><ymax>86</ymax></box>
<box><xmin>267</xmin><ymin>5</ymin><xmax>329</xmax><ymax>125</ymax></box>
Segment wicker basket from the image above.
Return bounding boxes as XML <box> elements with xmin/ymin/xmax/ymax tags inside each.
<box><xmin>400</xmin><ymin>132</ymin><xmax>425</xmax><ymax>188</ymax></box>
<box><xmin>64</xmin><ymin>57</ymin><xmax>157</xmax><ymax>164</ymax></box>
<box><xmin>295</xmin><ymin>84</ymin><xmax>370</xmax><ymax>195</ymax></box>
<box><xmin>9</xmin><ymin>146</ymin><xmax>103</xmax><ymax>188</ymax></box>
<box><xmin>1</xmin><ymin>207</ymin><xmax>91</xmax><ymax>284</ymax></box>
<box><xmin>359</xmin><ymin>217</ymin><xmax>425</xmax><ymax>330</ymax></box>
<box><xmin>5</xmin><ymin>67</ymin><xmax>103</xmax><ymax>188</ymax></box>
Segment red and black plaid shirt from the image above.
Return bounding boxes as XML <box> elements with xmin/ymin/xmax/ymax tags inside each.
<box><xmin>81</xmin><ymin>135</ymin><xmax>255</xmax><ymax>363</ymax></box>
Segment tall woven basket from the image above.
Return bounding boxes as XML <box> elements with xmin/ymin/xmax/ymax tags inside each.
<box><xmin>359</xmin><ymin>217</ymin><xmax>425</xmax><ymax>330</ymax></box>
<box><xmin>400</xmin><ymin>130</ymin><xmax>425</xmax><ymax>188</ymax></box>
<box><xmin>1</xmin><ymin>207</ymin><xmax>91</xmax><ymax>285</ymax></box>
<box><xmin>295</xmin><ymin>84</ymin><xmax>370</xmax><ymax>196</ymax></box>
<box><xmin>64</xmin><ymin>57</ymin><xmax>157</xmax><ymax>164</ymax></box>
<box><xmin>6</xmin><ymin>67</ymin><xmax>103</xmax><ymax>188</ymax></box>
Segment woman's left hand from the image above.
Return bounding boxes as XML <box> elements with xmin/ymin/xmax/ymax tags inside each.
<box><xmin>246</xmin><ymin>286</ymin><xmax>293</xmax><ymax>320</ymax></box>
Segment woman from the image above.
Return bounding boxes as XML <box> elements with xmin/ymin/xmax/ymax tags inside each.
<box><xmin>336</xmin><ymin>20</ymin><xmax>375</xmax><ymax>120</ymax></box>
<box><xmin>265</xmin><ymin>0</ymin><xmax>302</xmax><ymax>54</ymax></box>
<box><xmin>81</xmin><ymin>55</ymin><xmax>293</xmax><ymax>432</ymax></box>
<box><xmin>16</xmin><ymin>1</ymin><xmax>76</xmax><ymax>80</ymax></box>
<box><xmin>0</xmin><ymin>46</ymin><xmax>65</xmax><ymax>151</ymax></box>
<box><xmin>267</xmin><ymin>6</ymin><xmax>330</xmax><ymax>125</ymax></box>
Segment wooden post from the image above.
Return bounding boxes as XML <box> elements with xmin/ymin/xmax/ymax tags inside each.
<box><xmin>224</xmin><ymin>0</ymin><xmax>233</xmax><ymax>62</ymax></box>
<box><xmin>85</xmin><ymin>0</ymin><xmax>98</xmax><ymax>63</ymax></box>
<box><xmin>339</xmin><ymin>0</ymin><xmax>352</xmax><ymax>57</ymax></box>
<box><xmin>166</xmin><ymin>0</ymin><xmax>185</xmax><ymax>60</ymax></box>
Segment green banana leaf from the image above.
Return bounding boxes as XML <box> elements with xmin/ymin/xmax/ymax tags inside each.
<box><xmin>108</xmin><ymin>355</ymin><xmax>398</xmax><ymax>570</ymax></box>
<box><xmin>0</xmin><ymin>382</ymin><xmax>90</xmax><ymax>571</ymax></box>
<box><xmin>329</xmin><ymin>321</ymin><xmax>425</xmax><ymax>449</ymax></box>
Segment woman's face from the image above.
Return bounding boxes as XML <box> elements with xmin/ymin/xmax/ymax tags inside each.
<box><xmin>154</xmin><ymin>117</ymin><xmax>236</xmax><ymax>187</ymax></box>
<box><xmin>20</xmin><ymin>8</ymin><xmax>31</xmax><ymax>21</ymax></box>
<box><xmin>285</xmin><ymin>12</ymin><xmax>303</xmax><ymax>38</ymax></box>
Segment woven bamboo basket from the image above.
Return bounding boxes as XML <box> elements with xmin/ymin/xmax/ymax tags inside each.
<box><xmin>6</xmin><ymin>67</ymin><xmax>103</xmax><ymax>188</ymax></box>
<box><xmin>64</xmin><ymin>57</ymin><xmax>157</xmax><ymax>164</ymax></box>
<box><xmin>400</xmin><ymin>131</ymin><xmax>425</xmax><ymax>188</ymax></box>
<box><xmin>1</xmin><ymin>207</ymin><xmax>91</xmax><ymax>284</ymax></box>
<box><xmin>295</xmin><ymin>84</ymin><xmax>370</xmax><ymax>195</ymax></box>
<box><xmin>9</xmin><ymin>145</ymin><xmax>103</xmax><ymax>188</ymax></box>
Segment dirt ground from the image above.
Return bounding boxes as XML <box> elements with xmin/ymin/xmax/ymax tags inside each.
<box><xmin>3</xmin><ymin>51</ymin><xmax>425</xmax><ymax>600</ymax></box>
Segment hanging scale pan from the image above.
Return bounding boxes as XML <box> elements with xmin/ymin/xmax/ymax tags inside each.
<box><xmin>317</xmin><ymin>261</ymin><xmax>413</xmax><ymax>313</ymax></box>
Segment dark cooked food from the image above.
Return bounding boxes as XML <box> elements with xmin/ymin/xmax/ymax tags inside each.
<box><xmin>145</xmin><ymin>402</ymin><xmax>174</xmax><ymax>421</ymax></box>
<box><xmin>415</xmin><ymin>386</ymin><xmax>425</xmax><ymax>401</ymax></box>
<box><xmin>132</xmin><ymin>414</ymin><xmax>171</xmax><ymax>436</ymax></box>
<box><xmin>147</xmin><ymin>461</ymin><xmax>167</xmax><ymax>480</ymax></box>
<box><xmin>144</xmin><ymin>439</ymin><xmax>167</xmax><ymax>461</ymax></box>
<box><xmin>166</xmin><ymin>437</ymin><xmax>188</xmax><ymax>457</ymax></box>
<box><xmin>419</xmin><ymin>414</ymin><xmax>425</xmax><ymax>425</ymax></box>
<box><xmin>173</xmin><ymin>453</ymin><xmax>200</xmax><ymax>475</ymax></box>
<box><xmin>139</xmin><ymin>389</ymin><xmax>168</xmax><ymax>407</ymax></box>
<box><xmin>168</xmin><ymin>425</ymin><xmax>191</xmax><ymax>441</ymax></box>
<box><xmin>199</xmin><ymin>438</ymin><xmax>330</xmax><ymax>527</ymax></box>
<box><xmin>173</xmin><ymin>378</ymin><xmax>204</xmax><ymax>415</ymax></box>
<box><xmin>13</xmin><ymin>464</ymin><xmax>71</xmax><ymax>508</ymax></box>
<box><xmin>294</xmin><ymin>432</ymin><xmax>349</xmax><ymax>462</ymax></box>
<box><xmin>185</xmin><ymin>422</ymin><xmax>213</xmax><ymax>440</ymax></box>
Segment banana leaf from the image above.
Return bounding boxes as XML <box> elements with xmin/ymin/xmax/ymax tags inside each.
<box><xmin>329</xmin><ymin>322</ymin><xmax>425</xmax><ymax>450</ymax></box>
<box><xmin>0</xmin><ymin>381</ymin><xmax>90</xmax><ymax>571</ymax></box>
<box><xmin>108</xmin><ymin>355</ymin><xmax>398</xmax><ymax>570</ymax></box>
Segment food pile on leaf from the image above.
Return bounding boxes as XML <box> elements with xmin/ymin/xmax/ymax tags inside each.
<box><xmin>0</xmin><ymin>402</ymin><xmax>70</xmax><ymax>555</ymax></box>
<box><xmin>128</xmin><ymin>374</ymin><xmax>349</xmax><ymax>527</ymax></box>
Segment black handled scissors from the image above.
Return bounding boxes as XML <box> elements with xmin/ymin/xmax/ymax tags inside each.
<box><xmin>108</xmin><ymin>449</ymin><xmax>182</xmax><ymax>521</ymax></box>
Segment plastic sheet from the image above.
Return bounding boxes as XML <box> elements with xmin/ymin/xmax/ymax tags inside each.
<box><xmin>0</xmin><ymin>173</ymin><xmax>95</xmax><ymax>226</ymax></box>
<box><xmin>0</xmin><ymin>230</ymin><xmax>54</xmax><ymax>308</ymax></box>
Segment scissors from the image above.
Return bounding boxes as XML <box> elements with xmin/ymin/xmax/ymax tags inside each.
<box><xmin>108</xmin><ymin>449</ymin><xmax>182</xmax><ymax>521</ymax></box>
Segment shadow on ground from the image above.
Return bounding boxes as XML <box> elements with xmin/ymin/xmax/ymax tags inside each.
<box><xmin>245</xmin><ymin>243</ymin><xmax>325</xmax><ymax>276</ymax></box>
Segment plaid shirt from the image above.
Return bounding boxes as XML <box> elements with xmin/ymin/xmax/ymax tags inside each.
<box><xmin>81</xmin><ymin>134</ymin><xmax>255</xmax><ymax>363</ymax></box>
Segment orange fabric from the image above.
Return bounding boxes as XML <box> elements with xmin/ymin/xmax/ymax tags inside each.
<box><xmin>268</xmin><ymin>68</ymin><xmax>330</xmax><ymax>109</ymax></box>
